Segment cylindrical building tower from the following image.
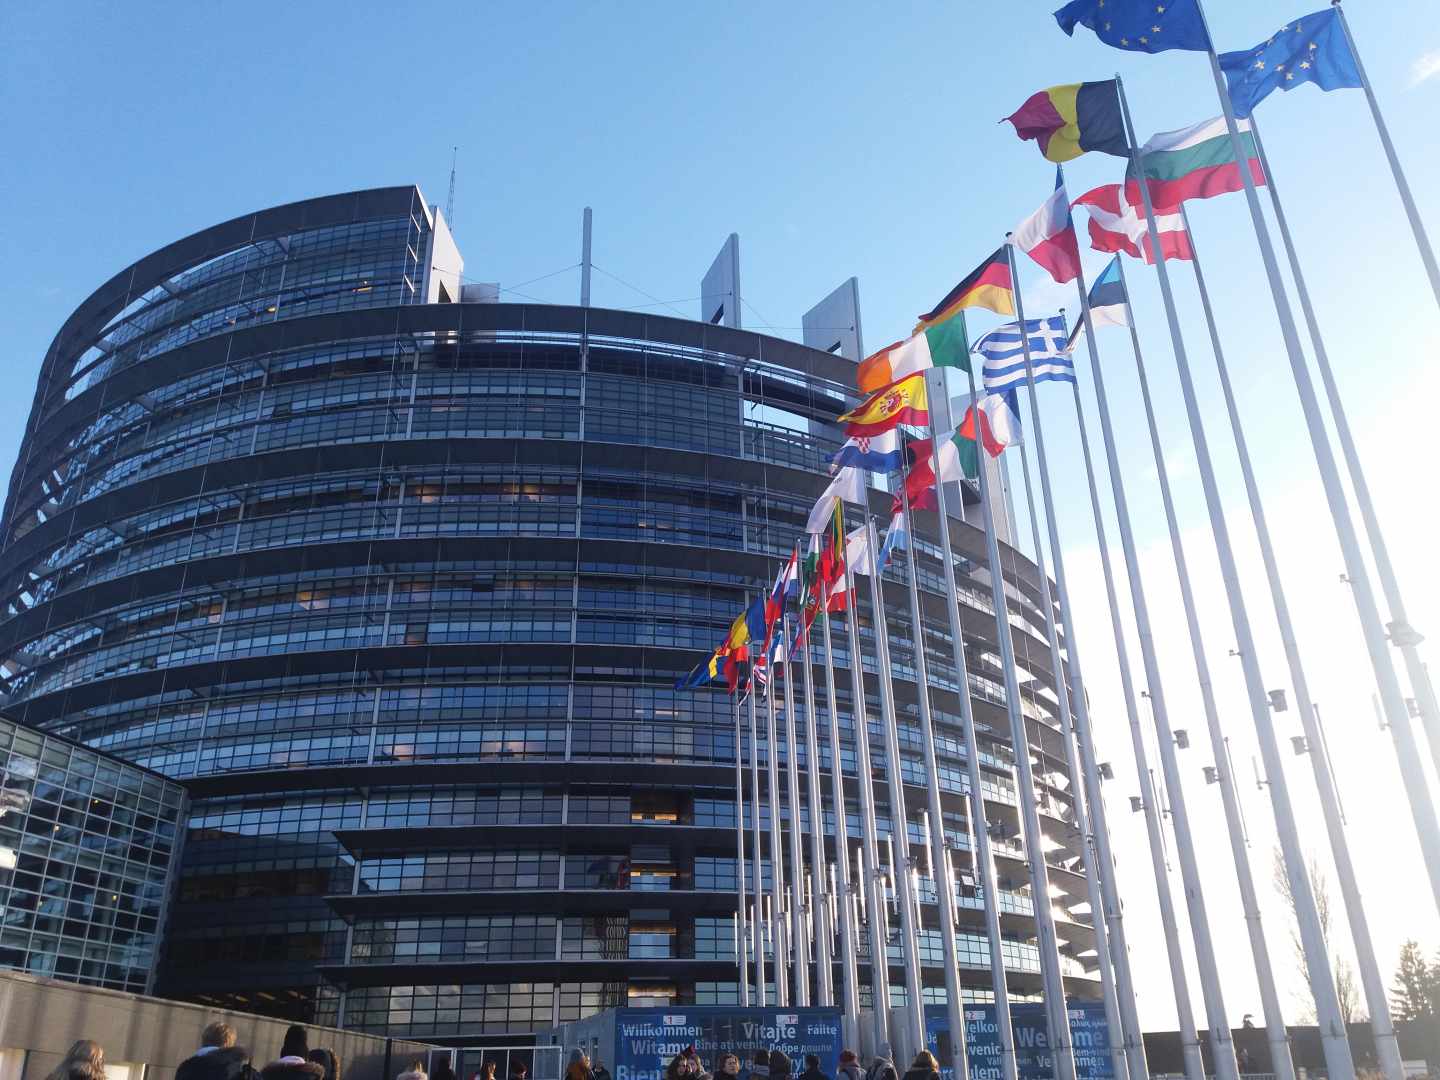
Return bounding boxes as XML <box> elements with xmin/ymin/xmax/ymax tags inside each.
<box><xmin>0</xmin><ymin>187</ymin><xmax>1102</xmax><ymax>1043</ymax></box>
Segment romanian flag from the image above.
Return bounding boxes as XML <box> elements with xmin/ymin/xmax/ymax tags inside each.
<box><xmin>855</xmin><ymin>316</ymin><xmax>970</xmax><ymax>395</ymax></box>
<box><xmin>916</xmin><ymin>248</ymin><xmax>1015</xmax><ymax>327</ymax></box>
<box><xmin>837</xmin><ymin>372</ymin><xmax>929</xmax><ymax>437</ymax></box>
<box><xmin>1004</xmin><ymin>81</ymin><xmax>1129</xmax><ymax>163</ymax></box>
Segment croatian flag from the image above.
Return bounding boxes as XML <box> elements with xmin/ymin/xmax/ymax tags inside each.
<box><xmin>830</xmin><ymin>430</ymin><xmax>902</xmax><ymax>475</ymax></box>
<box><xmin>974</xmin><ymin>317</ymin><xmax>1076</xmax><ymax>391</ymax></box>
<box><xmin>1013</xmin><ymin>167</ymin><xmax>1082</xmax><ymax>285</ymax></box>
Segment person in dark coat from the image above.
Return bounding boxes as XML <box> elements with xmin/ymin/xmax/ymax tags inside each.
<box><xmin>798</xmin><ymin>1056</ymin><xmax>827</xmax><ymax>1080</ymax></box>
<box><xmin>177</xmin><ymin>1023</ymin><xmax>257</xmax><ymax>1080</ymax></box>
<box><xmin>747</xmin><ymin>1052</ymin><xmax>769</xmax><ymax>1080</ymax></box>
<box><xmin>767</xmin><ymin>1052</ymin><xmax>792</xmax><ymax>1080</ymax></box>
<box><xmin>261</xmin><ymin>1028</ymin><xmax>323</xmax><ymax>1080</ymax></box>
<box><xmin>431</xmin><ymin>1061</ymin><xmax>455</xmax><ymax>1080</ymax></box>
<box><xmin>593</xmin><ymin>1063</ymin><xmax>612</xmax><ymax>1080</ymax></box>
<box><xmin>900</xmin><ymin>1053</ymin><xmax>938</xmax><ymax>1080</ymax></box>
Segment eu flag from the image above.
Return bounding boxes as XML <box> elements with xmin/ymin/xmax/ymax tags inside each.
<box><xmin>1054</xmin><ymin>0</ymin><xmax>1210</xmax><ymax>54</ymax></box>
<box><xmin>1218</xmin><ymin>10</ymin><xmax>1361</xmax><ymax>119</ymax></box>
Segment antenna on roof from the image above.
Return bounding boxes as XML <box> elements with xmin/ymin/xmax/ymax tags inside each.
<box><xmin>445</xmin><ymin>146</ymin><xmax>458</xmax><ymax>227</ymax></box>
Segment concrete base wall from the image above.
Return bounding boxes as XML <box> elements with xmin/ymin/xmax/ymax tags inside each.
<box><xmin>0</xmin><ymin>973</ymin><xmax>433</xmax><ymax>1080</ymax></box>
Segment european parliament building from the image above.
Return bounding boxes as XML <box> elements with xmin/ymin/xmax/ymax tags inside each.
<box><xmin>0</xmin><ymin>186</ymin><xmax>1102</xmax><ymax>1042</ymax></box>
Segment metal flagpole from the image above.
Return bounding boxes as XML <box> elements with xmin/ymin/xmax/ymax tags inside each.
<box><xmin>1192</xmin><ymin>2</ymin><xmax>1440</xmax><ymax>914</ymax></box>
<box><xmin>735</xmin><ymin>694</ymin><xmax>752</xmax><ymax>1006</ymax></box>
<box><xmin>998</xmin><ymin>248</ymin><xmax>1080</xmax><ymax>1080</ymax></box>
<box><xmin>821</xmin><ymin>593</ymin><xmax>862</xmax><ymax>1043</ymax></box>
<box><xmin>864</xmin><ymin>512</ymin><xmax>927</xmax><ymax>1062</ymax></box>
<box><xmin>896</xmin><ymin>474</ymin><xmax>971</xmax><ymax>1080</ymax></box>
<box><xmin>1037</xmin><ymin>278</ymin><xmax>1150</xmax><ymax>1080</ymax></box>
<box><xmin>1010</xmin><ymin>405</ymin><xmax>1130</xmax><ymax>1080</ymax></box>
<box><xmin>923</xmin><ymin>364</ymin><xmax>1019</xmax><ymax>1080</ymax></box>
<box><xmin>1111</xmin><ymin>252</ymin><xmax>1297</xmax><ymax>1080</ymax></box>
<box><xmin>801</xmin><ymin>607</ymin><xmax>836</xmax><ymax>1003</ymax></box>
<box><xmin>840</xmin><ymin>505</ymin><xmax>896</xmax><ymax>1055</ymax></box>
<box><xmin>1182</xmin><ymin>202</ymin><xmax>1406</xmax><ymax>1080</ymax></box>
<box><xmin>1333</xmin><ymin>0</ymin><xmax>1440</xmax><ymax>310</ymax></box>
<box><xmin>1066</xmin><ymin>275</ymin><xmax>1206</xmax><ymax>1080</ymax></box>
<box><xmin>749</xmin><ymin>687</ymin><xmax>769</xmax><ymax>1006</ymax></box>
<box><xmin>782</xmin><ymin>610</ymin><xmax>812</xmax><ymax>1005</ymax></box>
<box><xmin>766</xmin><ymin>677</ymin><xmax>791</xmax><ymax>1006</ymax></box>
<box><xmin>1118</xmin><ymin>70</ymin><xmax>1356</xmax><ymax>1080</ymax></box>
<box><xmin>1248</xmin><ymin>112</ymin><xmax>1440</xmax><ymax>805</ymax></box>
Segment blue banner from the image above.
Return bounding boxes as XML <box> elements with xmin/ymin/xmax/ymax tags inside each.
<box><xmin>613</xmin><ymin>1007</ymin><xmax>843</xmax><ymax>1080</ymax></box>
<box><xmin>925</xmin><ymin>1001</ymin><xmax>1115</xmax><ymax>1080</ymax></box>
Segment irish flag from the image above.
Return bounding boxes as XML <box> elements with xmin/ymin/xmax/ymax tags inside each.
<box><xmin>856</xmin><ymin>316</ymin><xmax>969</xmax><ymax>395</ymax></box>
<box><xmin>1125</xmin><ymin>116</ymin><xmax>1266</xmax><ymax>208</ymax></box>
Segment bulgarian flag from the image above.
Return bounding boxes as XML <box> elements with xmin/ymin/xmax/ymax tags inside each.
<box><xmin>856</xmin><ymin>316</ymin><xmax>970</xmax><ymax>395</ymax></box>
<box><xmin>837</xmin><ymin>371</ymin><xmax>929</xmax><ymax>437</ymax></box>
<box><xmin>1124</xmin><ymin>116</ymin><xmax>1266</xmax><ymax>208</ymax></box>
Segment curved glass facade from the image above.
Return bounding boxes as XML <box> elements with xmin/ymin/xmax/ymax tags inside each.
<box><xmin>0</xmin><ymin>186</ymin><xmax>1101</xmax><ymax>1042</ymax></box>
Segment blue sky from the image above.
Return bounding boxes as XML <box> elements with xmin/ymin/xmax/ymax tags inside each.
<box><xmin>3</xmin><ymin>0</ymin><xmax>1440</xmax><ymax>1032</ymax></box>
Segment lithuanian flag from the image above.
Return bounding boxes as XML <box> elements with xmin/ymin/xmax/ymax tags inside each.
<box><xmin>1004</xmin><ymin>81</ymin><xmax>1128</xmax><ymax>164</ymax></box>
<box><xmin>837</xmin><ymin>372</ymin><xmax>929</xmax><ymax>437</ymax></box>
<box><xmin>916</xmin><ymin>248</ymin><xmax>1015</xmax><ymax>327</ymax></box>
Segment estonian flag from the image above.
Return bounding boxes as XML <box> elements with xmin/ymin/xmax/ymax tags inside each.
<box><xmin>1066</xmin><ymin>257</ymin><xmax>1131</xmax><ymax>353</ymax></box>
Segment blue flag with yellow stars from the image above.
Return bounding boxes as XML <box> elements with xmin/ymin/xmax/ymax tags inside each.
<box><xmin>1054</xmin><ymin>0</ymin><xmax>1209</xmax><ymax>54</ymax></box>
<box><xmin>1218</xmin><ymin>10</ymin><xmax>1361</xmax><ymax>119</ymax></box>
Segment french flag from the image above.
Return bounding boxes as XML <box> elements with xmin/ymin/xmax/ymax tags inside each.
<box><xmin>1013</xmin><ymin>167</ymin><xmax>1082</xmax><ymax>285</ymax></box>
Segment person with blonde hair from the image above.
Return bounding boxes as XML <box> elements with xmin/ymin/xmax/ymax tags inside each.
<box><xmin>44</xmin><ymin>1040</ymin><xmax>106</xmax><ymax>1080</ymax></box>
<box><xmin>900</xmin><ymin>1053</ymin><xmax>937</xmax><ymax>1080</ymax></box>
<box><xmin>178</xmin><ymin>1021</ymin><xmax>257</xmax><ymax>1080</ymax></box>
<box><xmin>396</xmin><ymin>1068</ymin><xmax>427</xmax><ymax>1080</ymax></box>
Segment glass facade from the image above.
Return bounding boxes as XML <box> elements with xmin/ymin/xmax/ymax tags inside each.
<box><xmin>0</xmin><ymin>185</ymin><xmax>1100</xmax><ymax>1041</ymax></box>
<box><xmin>0</xmin><ymin>716</ymin><xmax>186</xmax><ymax>992</ymax></box>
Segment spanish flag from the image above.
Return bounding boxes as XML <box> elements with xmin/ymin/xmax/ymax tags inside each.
<box><xmin>837</xmin><ymin>372</ymin><xmax>929</xmax><ymax>437</ymax></box>
<box><xmin>916</xmin><ymin>248</ymin><xmax>1015</xmax><ymax>328</ymax></box>
<box><xmin>1004</xmin><ymin>80</ymin><xmax>1128</xmax><ymax>164</ymax></box>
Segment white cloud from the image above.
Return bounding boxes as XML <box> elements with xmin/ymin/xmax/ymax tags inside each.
<box><xmin>1412</xmin><ymin>48</ymin><xmax>1440</xmax><ymax>86</ymax></box>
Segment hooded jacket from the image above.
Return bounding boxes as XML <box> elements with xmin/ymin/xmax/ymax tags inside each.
<box><xmin>178</xmin><ymin>1049</ymin><xmax>257</xmax><ymax>1080</ymax></box>
<box><xmin>261</xmin><ymin>1060</ymin><xmax>325</xmax><ymax>1080</ymax></box>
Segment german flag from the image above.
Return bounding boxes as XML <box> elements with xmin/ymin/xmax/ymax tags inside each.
<box><xmin>837</xmin><ymin>372</ymin><xmax>929</xmax><ymax>437</ymax></box>
<box><xmin>916</xmin><ymin>248</ymin><xmax>1014</xmax><ymax>328</ymax></box>
<box><xmin>1004</xmin><ymin>80</ymin><xmax>1128</xmax><ymax>164</ymax></box>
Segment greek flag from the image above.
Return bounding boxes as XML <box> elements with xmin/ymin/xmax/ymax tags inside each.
<box><xmin>974</xmin><ymin>316</ymin><xmax>1076</xmax><ymax>391</ymax></box>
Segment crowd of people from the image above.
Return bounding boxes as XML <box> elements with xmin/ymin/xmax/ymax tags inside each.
<box><xmin>37</xmin><ymin>1024</ymin><xmax>944</xmax><ymax>1080</ymax></box>
<box><xmin>555</xmin><ymin>1042</ymin><xmax>940</xmax><ymax>1080</ymax></box>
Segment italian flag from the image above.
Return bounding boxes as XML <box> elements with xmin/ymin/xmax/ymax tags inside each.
<box><xmin>902</xmin><ymin>393</ymin><xmax>1022</xmax><ymax>509</ymax></box>
<box><xmin>1125</xmin><ymin>116</ymin><xmax>1266</xmax><ymax>208</ymax></box>
<box><xmin>856</xmin><ymin>315</ymin><xmax>969</xmax><ymax>395</ymax></box>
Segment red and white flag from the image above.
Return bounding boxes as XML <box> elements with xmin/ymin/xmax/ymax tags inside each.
<box><xmin>1072</xmin><ymin>183</ymin><xmax>1193</xmax><ymax>264</ymax></box>
<box><xmin>1013</xmin><ymin>168</ymin><xmax>1082</xmax><ymax>284</ymax></box>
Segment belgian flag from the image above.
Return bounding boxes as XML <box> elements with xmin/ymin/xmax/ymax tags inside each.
<box><xmin>1004</xmin><ymin>80</ymin><xmax>1129</xmax><ymax>164</ymax></box>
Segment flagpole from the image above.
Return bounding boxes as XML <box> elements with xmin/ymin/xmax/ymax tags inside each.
<box><xmin>896</xmin><ymin>474</ymin><xmax>971</xmax><ymax>1080</ymax></box>
<box><xmin>1001</xmin><ymin>242</ymin><xmax>1080</xmax><ymax>1080</ymax></box>
<box><xmin>923</xmin><ymin>361</ymin><xmax>1019</xmax><ymax>1080</ymax></box>
<box><xmin>864</xmin><ymin>511</ymin><xmax>927</xmax><ymax>1062</ymax></box>
<box><xmin>1066</xmin><ymin>270</ymin><xmax>1205</xmax><ymax>1080</ymax></box>
<box><xmin>1332</xmin><ymin>0</ymin><xmax>1440</xmax><ymax>310</ymax></box>
<box><xmin>801</xmin><ymin>608</ymin><xmax>837</xmax><ymax>1003</ymax></box>
<box><xmin>749</xmin><ymin>686</ymin><xmax>769</xmax><ymax>1007</ymax></box>
<box><xmin>1110</xmin><ymin>251</ymin><xmax>1297</xmax><ymax>1080</ymax></box>
<box><xmin>766</xmin><ymin>675</ymin><xmax>791</xmax><ymax>1006</ymax></box>
<box><xmin>1192</xmin><ymin>1</ymin><xmax>1440</xmax><ymax>916</ymax></box>
<box><xmin>782</xmin><ymin>610</ymin><xmax>812</xmax><ymax>1006</ymax></box>
<box><xmin>1007</xmin><ymin>371</ymin><xmax>1129</xmax><ymax>1080</ymax></box>
<box><xmin>1248</xmin><ymin>112</ymin><xmax>1440</xmax><ymax>813</ymax></box>
<box><xmin>841</xmin><ymin>505</ymin><xmax>897</xmax><ymax>1055</ymax></box>
<box><xmin>734</xmin><ymin>693</ymin><xmax>752</xmax><ymax>1006</ymax></box>
<box><xmin>1181</xmin><ymin>202</ymin><xmax>1406</xmax><ymax>1080</ymax></box>
<box><xmin>820</xmin><ymin>592</ymin><xmax>862</xmax><ymax>1045</ymax></box>
<box><xmin>1035</xmin><ymin>280</ymin><xmax>1150</xmax><ymax>1080</ymax></box>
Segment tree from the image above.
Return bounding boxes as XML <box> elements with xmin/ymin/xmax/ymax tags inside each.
<box><xmin>1271</xmin><ymin>847</ymin><xmax>1366</xmax><ymax>1024</ymax></box>
<box><xmin>1390</xmin><ymin>939</ymin><xmax>1434</xmax><ymax>1022</ymax></box>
